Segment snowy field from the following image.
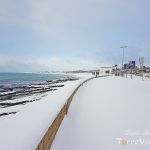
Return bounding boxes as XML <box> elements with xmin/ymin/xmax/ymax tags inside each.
<box><xmin>51</xmin><ymin>76</ymin><xmax>150</xmax><ymax>150</ymax></box>
<box><xmin>0</xmin><ymin>73</ymin><xmax>92</xmax><ymax>150</ymax></box>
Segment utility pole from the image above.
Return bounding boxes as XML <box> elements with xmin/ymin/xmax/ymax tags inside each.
<box><xmin>129</xmin><ymin>61</ymin><xmax>133</xmax><ymax>79</ymax></box>
<box><xmin>120</xmin><ymin>46</ymin><xmax>127</xmax><ymax>69</ymax></box>
<box><xmin>131</xmin><ymin>68</ymin><xmax>132</xmax><ymax>79</ymax></box>
<box><xmin>139</xmin><ymin>57</ymin><xmax>144</xmax><ymax>81</ymax></box>
<box><xmin>120</xmin><ymin>46</ymin><xmax>127</xmax><ymax>77</ymax></box>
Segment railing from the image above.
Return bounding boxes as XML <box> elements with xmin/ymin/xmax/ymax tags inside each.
<box><xmin>36</xmin><ymin>77</ymin><xmax>95</xmax><ymax>150</ymax></box>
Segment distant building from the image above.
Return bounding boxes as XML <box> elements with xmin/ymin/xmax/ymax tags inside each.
<box><xmin>92</xmin><ymin>67</ymin><xmax>112</xmax><ymax>76</ymax></box>
<box><xmin>92</xmin><ymin>71</ymin><xmax>99</xmax><ymax>77</ymax></box>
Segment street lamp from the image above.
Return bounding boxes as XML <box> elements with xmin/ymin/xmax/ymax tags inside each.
<box><xmin>120</xmin><ymin>46</ymin><xmax>127</xmax><ymax>69</ymax></box>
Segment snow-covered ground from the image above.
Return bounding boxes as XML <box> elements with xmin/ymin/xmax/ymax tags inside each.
<box><xmin>0</xmin><ymin>73</ymin><xmax>92</xmax><ymax>150</ymax></box>
<box><xmin>51</xmin><ymin>76</ymin><xmax>150</xmax><ymax>150</ymax></box>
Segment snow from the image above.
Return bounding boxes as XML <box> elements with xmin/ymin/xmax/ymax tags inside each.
<box><xmin>0</xmin><ymin>91</ymin><xmax>16</xmax><ymax>96</ymax></box>
<box><xmin>51</xmin><ymin>76</ymin><xmax>150</xmax><ymax>150</ymax></box>
<box><xmin>0</xmin><ymin>73</ymin><xmax>92</xmax><ymax>150</ymax></box>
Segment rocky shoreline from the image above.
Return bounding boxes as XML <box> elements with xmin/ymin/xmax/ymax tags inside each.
<box><xmin>0</xmin><ymin>77</ymin><xmax>79</xmax><ymax>117</ymax></box>
<box><xmin>0</xmin><ymin>78</ymin><xmax>78</xmax><ymax>101</ymax></box>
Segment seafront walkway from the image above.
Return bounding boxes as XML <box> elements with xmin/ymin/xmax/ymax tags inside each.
<box><xmin>51</xmin><ymin>76</ymin><xmax>150</xmax><ymax>150</ymax></box>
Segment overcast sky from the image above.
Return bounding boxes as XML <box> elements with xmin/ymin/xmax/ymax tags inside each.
<box><xmin>0</xmin><ymin>0</ymin><xmax>150</xmax><ymax>72</ymax></box>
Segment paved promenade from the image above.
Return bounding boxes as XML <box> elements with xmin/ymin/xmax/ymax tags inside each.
<box><xmin>51</xmin><ymin>76</ymin><xmax>150</xmax><ymax>150</ymax></box>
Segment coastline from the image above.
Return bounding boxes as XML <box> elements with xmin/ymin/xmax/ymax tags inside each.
<box><xmin>0</xmin><ymin>73</ymin><xmax>93</xmax><ymax>150</ymax></box>
<box><xmin>0</xmin><ymin>73</ymin><xmax>76</xmax><ymax>101</ymax></box>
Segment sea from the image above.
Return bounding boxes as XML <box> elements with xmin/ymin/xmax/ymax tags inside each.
<box><xmin>0</xmin><ymin>72</ymin><xmax>70</xmax><ymax>88</ymax></box>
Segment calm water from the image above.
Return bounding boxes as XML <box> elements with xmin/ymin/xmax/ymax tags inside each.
<box><xmin>0</xmin><ymin>72</ymin><xmax>69</xmax><ymax>88</ymax></box>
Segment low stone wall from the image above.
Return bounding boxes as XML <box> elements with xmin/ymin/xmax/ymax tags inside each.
<box><xmin>36</xmin><ymin>77</ymin><xmax>95</xmax><ymax>150</ymax></box>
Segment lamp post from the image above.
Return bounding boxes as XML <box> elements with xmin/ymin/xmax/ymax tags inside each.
<box><xmin>120</xmin><ymin>46</ymin><xmax>127</xmax><ymax>69</ymax></box>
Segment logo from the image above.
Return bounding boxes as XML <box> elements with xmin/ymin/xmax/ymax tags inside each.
<box><xmin>116</xmin><ymin>130</ymin><xmax>150</xmax><ymax>146</ymax></box>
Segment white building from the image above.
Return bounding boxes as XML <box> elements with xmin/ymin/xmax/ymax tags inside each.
<box><xmin>92</xmin><ymin>67</ymin><xmax>112</xmax><ymax>76</ymax></box>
